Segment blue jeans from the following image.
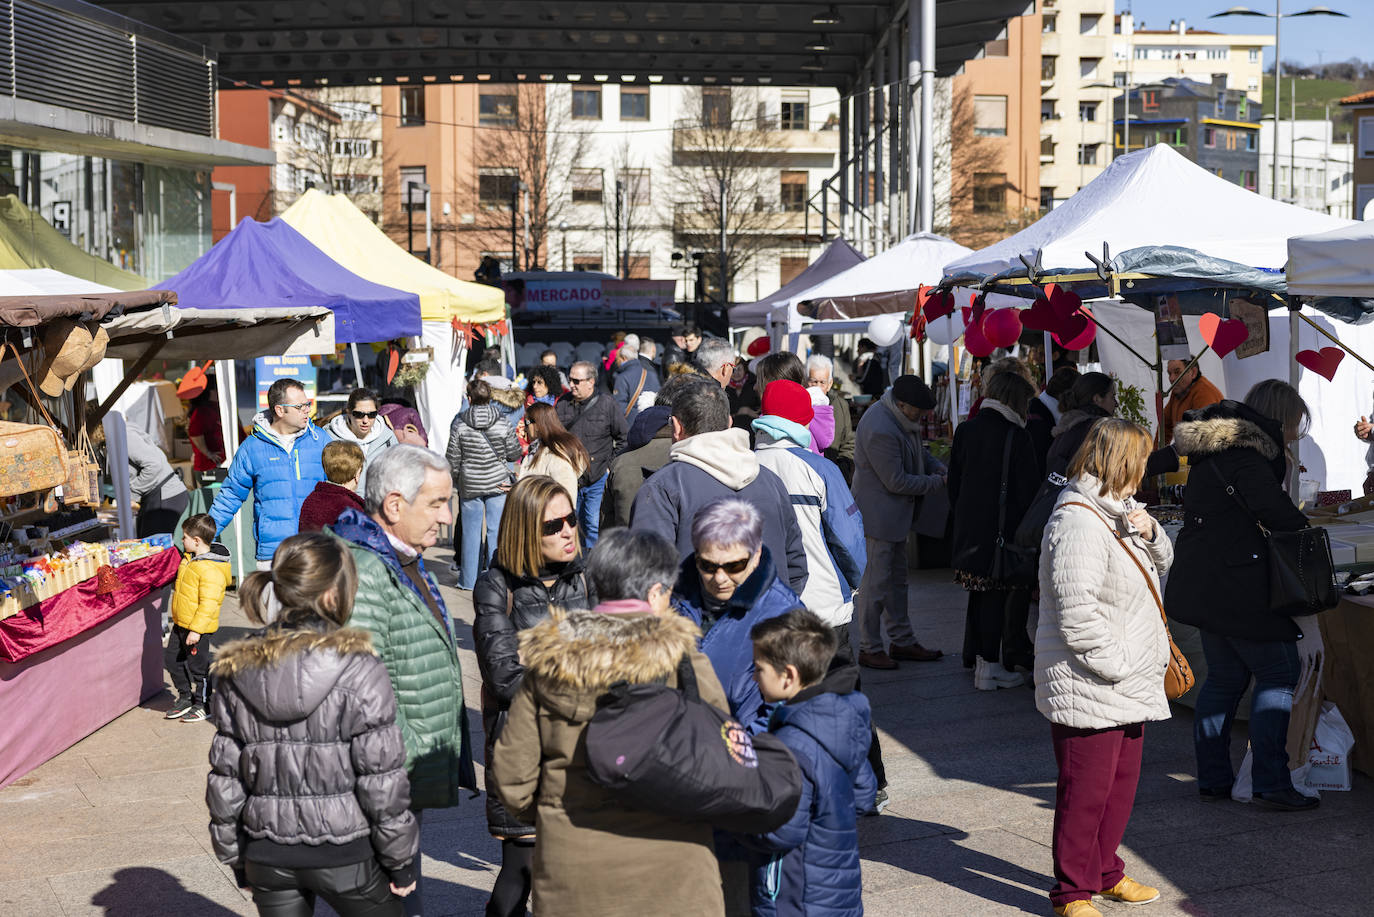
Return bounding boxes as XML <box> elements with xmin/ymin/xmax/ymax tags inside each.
<box><xmin>576</xmin><ymin>471</ymin><xmax>608</xmax><ymax>548</ymax></box>
<box><xmin>1193</xmin><ymin>631</ymin><xmax>1301</xmax><ymax>795</ymax></box>
<box><xmin>458</xmin><ymin>493</ymin><xmax>506</xmax><ymax>590</ymax></box>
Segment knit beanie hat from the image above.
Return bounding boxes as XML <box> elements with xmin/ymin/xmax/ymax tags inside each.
<box><xmin>761</xmin><ymin>380</ymin><xmax>815</xmax><ymax>426</ymax></box>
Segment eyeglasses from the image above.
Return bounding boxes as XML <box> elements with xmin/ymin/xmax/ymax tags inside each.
<box><xmin>350</xmin><ymin>410</ymin><xmax>378</xmax><ymax>420</ymax></box>
<box><xmin>280</xmin><ymin>402</ymin><xmax>312</xmax><ymax>412</ymax></box>
<box><xmin>541</xmin><ymin>512</ymin><xmax>578</xmax><ymax>536</ymax></box>
<box><xmin>696</xmin><ymin>555</ymin><xmax>751</xmax><ymax>576</ymax></box>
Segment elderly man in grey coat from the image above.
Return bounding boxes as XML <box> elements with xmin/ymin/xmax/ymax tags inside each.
<box><xmin>851</xmin><ymin>375</ymin><xmax>948</xmax><ymax>669</ymax></box>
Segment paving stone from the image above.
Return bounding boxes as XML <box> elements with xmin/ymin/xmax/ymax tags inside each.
<box><xmin>47</xmin><ymin>855</ymin><xmax>254</xmax><ymax>916</ymax></box>
<box><xmin>0</xmin><ymin>795</ymin><xmax>206</xmax><ymax>847</ymax></box>
<box><xmin>0</xmin><ymin>877</ymin><xmax>64</xmax><ymax>917</ymax></box>
<box><xmin>75</xmin><ymin>765</ymin><xmax>210</xmax><ymax>807</ymax></box>
<box><xmin>0</xmin><ymin>825</ymin><xmax>193</xmax><ymax>882</ymax></box>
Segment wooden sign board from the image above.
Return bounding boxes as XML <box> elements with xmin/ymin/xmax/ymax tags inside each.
<box><xmin>1228</xmin><ymin>298</ymin><xmax>1270</xmax><ymax>360</ymax></box>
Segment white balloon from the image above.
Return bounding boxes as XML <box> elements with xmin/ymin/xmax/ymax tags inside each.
<box><xmin>924</xmin><ymin>313</ymin><xmax>963</xmax><ymax>346</ymax></box>
<box><xmin>867</xmin><ymin>313</ymin><xmax>904</xmax><ymax>347</ymax></box>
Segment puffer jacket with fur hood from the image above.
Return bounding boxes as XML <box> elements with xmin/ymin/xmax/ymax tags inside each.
<box><xmin>206</xmin><ymin>626</ymin><xmax>419</xmax><ymax>885</ymax></box>
<box><xmin>489</xmin><ymin>606</ymin><xmax>729</xmax><ymax>917</ymax></box>
<box><xmin>1164</xmin><ymin>400</ymin><xmax>1309</xmax><ymax>642</ymax></box>
<box><xmin>1035</xmin><ymin>475</ymin><xmax>1174</xmax><ymax>730</ymax></box>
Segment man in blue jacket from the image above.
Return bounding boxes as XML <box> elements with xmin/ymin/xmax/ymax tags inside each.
<box><xmin>209</xmin><ymin>378</ymin><xmax>327</xmax><ymax>570</ymax></box>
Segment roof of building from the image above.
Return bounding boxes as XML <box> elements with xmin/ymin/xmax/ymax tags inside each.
<box><xmin>1338</xmin><ymin>89</ymin><xmax>1374</xmax><ymax>106</ymax></box>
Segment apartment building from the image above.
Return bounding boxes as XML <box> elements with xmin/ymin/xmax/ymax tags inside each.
<box><xmin>1112</xmin><ymin>78</ymin><xmax>1260</xmax><ymax>190</ymax></box>
<box><xmin>381</xmin><ymin>82</ymin><xmax>841</xmax><ymax>301</ymax></box>
<box><xmin>1259</xmin><ymin>120</ymin><xmax>1354</xmax><ymax>217</ymax></box>
<box><xmin>1339</xmin><ymin>90</ymin><xmax>1374</xmax><ymax>218</ymax></box>
<box><xmin>1114</xmin><ymin>14</ymin><xmax>1273</xmax><ymax>102</ymax></box>
<box><xmin>1037</xmin><ymin>0</ymin><xmax>1114</xmax><ymax>209</ymax></box>
<box><xmin>951</xmin><ymin>11</ymin><xmax>1042</xmax><ymax>246</ymax></box>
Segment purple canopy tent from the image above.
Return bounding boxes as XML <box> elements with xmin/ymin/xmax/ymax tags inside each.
<box><xmin>154</xmin><ymin>218</ymin><xmax>421</xmax><ymax>343</ymax></box>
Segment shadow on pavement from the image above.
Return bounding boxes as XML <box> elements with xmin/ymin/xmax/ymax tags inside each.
<box><xmin>90</xmin><ymin>867</ymin><xmax>243</xmax><ymax>915</ymax></box>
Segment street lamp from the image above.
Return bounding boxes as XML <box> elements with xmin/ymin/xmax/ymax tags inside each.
<box><xmin>1210</xmin><ymin>3</ymin><xmax>1349</xmax><ymax>199</ymax></box>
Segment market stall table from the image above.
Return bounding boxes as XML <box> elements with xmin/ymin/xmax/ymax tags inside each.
<box><xmin>0</xmin><ymin>547</ymin><xmax>180</xmax><ymax>787</ymax></box>
<box><xmin>1318</xmin><ymin>593</ymin><xmax>1374</xmax><ymax>777</ymax></box>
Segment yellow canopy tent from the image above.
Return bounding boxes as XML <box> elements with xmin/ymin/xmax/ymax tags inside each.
<box><xmin>0</xmin><ymin>195</ymin><xmax>146</xmax><ymax>290</ymax></box>
<box><xmin>280</xmin><ymin>189</ymin><xmax>505</xmax><ymax>323</ymax></box>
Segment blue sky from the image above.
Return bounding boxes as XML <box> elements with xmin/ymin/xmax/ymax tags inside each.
<box><xmin>1126</xmin><ymin>1</ymin><xmax>1374</xmax><ymax>68</ymax></box>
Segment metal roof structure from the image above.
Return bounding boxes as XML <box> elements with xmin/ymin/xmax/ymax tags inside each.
<box><xmin>91</xmin><ymin>1</ymin><xmax>1031</xmax><ymax>88</ymax></box>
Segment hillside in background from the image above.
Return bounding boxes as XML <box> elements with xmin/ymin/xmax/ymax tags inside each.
<box><xmin>1261</xmin><ymin>75</ymin><xmax>1370</xmax><ymax>137</ymax></box>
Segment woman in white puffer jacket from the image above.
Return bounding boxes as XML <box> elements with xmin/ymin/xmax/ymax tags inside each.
<box><xmin>1036</xmin><ymin>418</ymin><xmax>1173</xmax><ymax>917</ymax></box>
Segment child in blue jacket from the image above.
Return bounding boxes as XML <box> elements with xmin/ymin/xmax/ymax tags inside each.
<box><xmin>747</xmin><ymin>609</ymin><xmax>876</xmax><ymax>917</ymax></box>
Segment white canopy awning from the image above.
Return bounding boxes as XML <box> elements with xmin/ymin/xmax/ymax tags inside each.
<box><xmin>103</xmin><ymin>305</ymin><xmax>335</xmax><ymax>361</ymax></box>
<box><xmin>1287</xmin><ymin>220</ymin><xmax>1374</xmax><ymax>298</ymax></box>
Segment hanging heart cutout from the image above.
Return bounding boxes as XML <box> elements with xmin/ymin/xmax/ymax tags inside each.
<box><xmin>1198</xmin><ymin>312</ymin><xmax>1249</xmax><ymax>359</ymax></box>
<box><xmin>922</xmin><ymin>288</ymin><xmax>956</xmax><ymax>322</ymax></box>
<box><xmin>1296</xmin><ymin>347</ymin><xmax>1344</xmax><ymax>381</ymax></box>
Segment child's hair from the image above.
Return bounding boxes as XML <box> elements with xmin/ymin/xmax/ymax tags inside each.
<box><xmin>181</xmin><ymin>513</ymin><xmax>216</xmax><ymax>545</ymax></box>
<box><xmin>750</xmin><ymin>608</ymin><xmax>837</xmax><ymax>687</ymax></box>
<box><xmin>321</xmin><ymin>440</ymin><xmax>365</xmax><ymax>484</ymax></box>
<box><xmin>239</xmin><ymin>533</ymin><xmax>358</xmax><ymax>628</ymax></box>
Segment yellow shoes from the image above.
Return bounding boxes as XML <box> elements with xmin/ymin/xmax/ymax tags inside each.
<box><xmin>1100</xmin><ymin>876</ymin><xmax>1161</xmax><ymax>905</ymax></box>
<box><xmin>1053</xmin><ymin>902</ymin><xmax>1103</xmax><ymax>917</ymax></box>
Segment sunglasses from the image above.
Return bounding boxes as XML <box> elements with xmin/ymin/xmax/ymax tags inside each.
<box><xmin>350</xmin><ymin>410</ymin><xmax>379</xmax><ymax>419</ymax></box>
<box><xmin>541</xmin><ymin>512</ymin><xmax>578</xmax><ymax>536</ymax></box>
<box><xmin>696</xmin><ymin>555</ymin><xmax>751</xmax><ymax>576</ymax></box>
<box><xmin>570</xmin><ymin>376</ymin><xmax>594</xmax><ymax>384</ymax></box>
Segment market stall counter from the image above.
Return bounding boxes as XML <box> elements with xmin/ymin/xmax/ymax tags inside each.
<box><xmin>0</xmin><ymin>544</ymin><xmax>180</xmax><ymax>787</ymax></box>
<box><xmin>1317</xmin><ymin>593</ymin><xmax>1374</xmax><ymax>777</ymax></box>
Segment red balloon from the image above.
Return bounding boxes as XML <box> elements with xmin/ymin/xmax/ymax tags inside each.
<box><xmin>963</xmin><ymin>317</ymin><xmax>996</xmax><ymax>357</ymax></box>
<box><xmin>1052</xmin><ymin>310</ymin><xmax>1097</xmax><ymax>351</ymax></box>
<box><xmin>982</xmin><ymin>308</ymin><xmax>1023</xmax><ymax>349</ymax></box>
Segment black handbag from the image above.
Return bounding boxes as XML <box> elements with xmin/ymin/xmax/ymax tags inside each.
<box><xmin>1013</xmin><ymin>471</ymin><xmax>1069</xmax><ymax>557</ymax></box>
<box><xmin>1210</xmin><ymin>464</ymin><xmax>1339</xmax><ymax>617</ymax></box>
<box><xmin>585</xmin><ymin>655</ymin><xmax>803</xmax><ymax>833</ymax></box>
<box><xmin>989</xmin><ymin>429</ymin><xmax>1039</xmax><ymax>587</ymax></box>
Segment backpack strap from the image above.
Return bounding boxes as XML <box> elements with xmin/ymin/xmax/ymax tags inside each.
<box><xmin>675</xmin><ymin>653</ymin><xmax>700</xmax><ymax>701</ymax></box>
<box><xmin>625</xmin><ymin>368</ymin><xmax>648</xmax><ymax>418</ymax></box>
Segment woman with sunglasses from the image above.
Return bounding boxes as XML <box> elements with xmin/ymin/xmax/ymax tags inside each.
<box><xmin>517</xmin><ymin>402</ymin><xmax>589</xmax><ymax>504</ymax></box>
<box><xmin>672</xmin><ymin>497</ymin><xmax>802</xmax><ymax>735</ymax></box>
<box><xmin>472</xmin><ymin>475</ymin><xmax>595</xmax><ymax>917</ymax></box>
<box><xmin>326</xmin><ymin>387</ymin><xmax>397</xmax><ymax>472</ymax></box>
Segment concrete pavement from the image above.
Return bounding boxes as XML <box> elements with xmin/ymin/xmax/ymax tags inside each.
<box><xmin>1</xmin><ymin>562</ymin><xmax>1369</xmax><ymax>916</ymax></box>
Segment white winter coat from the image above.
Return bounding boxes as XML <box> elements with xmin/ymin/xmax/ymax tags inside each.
<box><xmin>1035</xmin><ymin>475</ymin><xmax>1174</xmax><ymax>730</ymax></box>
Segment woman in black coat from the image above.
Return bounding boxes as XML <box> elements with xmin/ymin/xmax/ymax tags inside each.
<box><xmin>473</xmin><ymin>475</ymin><xmax>596</xmax><ymax>916</ymax></box>
<box><xmin>1046</xmin><ymin>372</ymin><xmax>1180</xmax><ymax>480</ymax></box>
<box><xmin>1164</xmin><ymin>384</ymin><xmax>1315</xmax><ymax>811</ymax></box>
<box><xmin>949</xmin><ymin>371</ymin><xmax>1041</xmax><ymax>688</ymax></box>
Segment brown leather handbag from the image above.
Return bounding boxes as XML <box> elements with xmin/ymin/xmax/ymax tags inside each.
<box><xmin>0</xmin><ymin>343</ymin><xmax>72</xmax><ymax>499</ymax></box>
<box><xmin>1063</xmin><ymin>501</ymin><xmax>1196</xmax><ymax>700</ymax></box>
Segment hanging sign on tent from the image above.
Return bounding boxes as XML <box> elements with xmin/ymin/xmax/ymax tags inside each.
<box><xmin>1154</xmin><ymin>294</ymin><xmax>1191</xmax><ymax>361</ymax></box>
<box><xmin>255</xmin><ymin>355</ymin><xmax>318</xmax><ymax>412</ymax></box>
<box><xmin>1228</xmin><ymin>297</ymin><xmax>1271</xmax><ymax>360</ymax></box>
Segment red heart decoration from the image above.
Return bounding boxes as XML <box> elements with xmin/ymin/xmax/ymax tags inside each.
<box><xmin>969</xmin><ymin>292</ymin><xmax>988</xmax><ymax>328</ymax></box>
<box><xmin>1052</xmin><ymin>308</ymin><xmax>1097</xmax><ymax>351</ymax></box>
<box><xmin>1296</xmin><ymin>347</ymin><xmax>1344</xmax><ymax>381</ymax></box>
<box><xmin>963</xmin><ymin>317</ymin><xmax>996</xmax><ymax>357</ymax></box>
<box><xmin>922</xmin><ymin>288</ymin><xmax>955</xmax><ymax>322</ymax></box>
<box><xmin>1198</xmin><ymin>312</ymin><xmax>1250</xmax><ymax>360</ymax></box>
<box><xmin>1021</xmin><ymin>295</ymin><xmax>1061</xmax><ymax>332</ymax></box>
<box><xmin>1044</xmin><ymin>283</ymin><xmax>1083</xmax><ymax>321</ymax></box>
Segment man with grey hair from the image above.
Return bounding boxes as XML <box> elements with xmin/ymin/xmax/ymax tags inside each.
<box><xmin>612</xmin><ymin>338</ymin><xmax>660</xmax><ymax>424</ymax></box>
<box><xmin>808</xmin><ymin>353</ymin><xmax>855</xmax><ymax>483</ymax></box>
<box><xmin>557</xmin><ymin>359</ymin><xmax>628</xmax><ymax>547</ymax></box>
<box><xmin>631</xmin><ymin>379</ymin><xmax>807</xmax><ymax>594</ymax></box>
<box><xmin>331</xmin><ymin>444</ymin><xmax>474</xmax><ymax>916</ymax></box>
<box><xmin>695</xmin><ymin>337</ymin><xmax>739</xmax><ymax>389</ymax></box>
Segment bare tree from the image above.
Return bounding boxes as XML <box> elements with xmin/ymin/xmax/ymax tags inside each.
<box><xmin>473</xmin><ymin>84</ymin><xmax>590</xmax><ymax>270</ymax></box>
<box><xmin>940</xmin><ymin>83</ymin><xmax>1040</xmax><ymax>250</ymax></box>
<box><xmin>662</xmin><ymin>86</ymin><xmax>791</xmax><ymax>302</ymax></box>
<box><xmin>603</xmin><ymin>139</ymin><xmax>660</xmax><ymax>277</ymax></box>
<box><xmin>294</xmin><ymin>87</ymin><xmax>384</xmax><ymax>218</ymax></box>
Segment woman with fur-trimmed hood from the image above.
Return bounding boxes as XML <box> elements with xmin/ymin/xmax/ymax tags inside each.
<box><xmin>1164</xmin><ymin>386</ymin><xmax>1319</xmax><ymax>812</ymax></box>
<box><xmin>489</xmin><ymin>529</ymin><xmax>730</xmax><ymax>917</ymax></box>
<box><xmin>206</xmin><ymin>534</ymin><xmax>419</xmax><ymax>914</ymax></box>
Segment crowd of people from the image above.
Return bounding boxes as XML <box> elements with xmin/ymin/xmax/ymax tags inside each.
<box><xmin>186</xmin><ymin>327</ymin><xmax>1329</xmax><ymax>917</ymax></box>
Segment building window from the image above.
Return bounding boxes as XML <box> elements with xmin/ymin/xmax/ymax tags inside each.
<box><xmin>1247</xmin><ymin>77</ymin><xmax>1260</xmax><ymax>92</ymax></box>
<box><xmin>1079</xmin><ymin>14</ymin><xmax>1100</xmax><ymax>36</ymax></box>
<box><xmin>1172</xmin><ymin>127</ymin><xmax>1188</xmax><ymax>147</ymax></box>
<box><xmin>1358</xmin><ymin>118</ymin><xmax>1374</xmax><ymax>159</ymax></box>
<box><xmin>1039</xmin><ymin>187</ymin><xmax>1055</xmax><ymax>210</ymax></box>
<box><xmin>1079</xmin><ymin>102</ymin><xmax>1098</xmax><ymax>122</ymax></box>
<box><xmin>479</xmin><ymin>91</ymin><xmax>517</xmax><ymax>125</ymax></box>
<box><xmin>1077</xmin><ymin>143</ymin><xmax>1098</xmax><ymax>165</ymax></box>
<box><xmin>780</xmin><ymin>92</ymin><xmax>809</xmax><ymax>130</ymax></box>
<box><xmin>1280</xmin><ymin>165</ymin><xmax>1289</xmax><ymax>187</ymax></box>
<box><xmin>1079</xmin><ymin>57</ymin><xmax>1099</xmax><ymax>79</ymax></box>
<box><xmin>1206</xmin><ymin>48</ymin><xmax>1228</xmax><ymax>60</ymax></box>
<box><xmin>1134</xmin><ymin>46</ymin><xmax>1150</xmax><ymax>60</ymax></box>
<box><xmin>334</xmin><ymin>101</ymin><xmax>378</xmax><ymax>122</ymax></box>
<box><xmin>702</xmin><ymin>88</ymin><xmax>732</xmax><ymax>127</ymax></box>
<box><xmin>571</xmin><ymin>168</ymin><xmax>603</xmax><ymax>205</ymax></box>
<box><xmin>620</xmin><ymin>168</ymin><xmax>651</xmax><ymax>207</ymax></box>
<box><xmin>1114</xmin><ymin>71</ymin><xmax>1128</xmax><ymax>88</ymax></box>
<box><xmin>1041</xmin><ymin>100</ymin><xmax>1056</xmax><ymax>121</ymax></box>
<box><xmin>973</xmin><ymin>173</ymin><xmax>1006</xmax><ymax>213</ymax></box>
<box><xmin>399</xmin><ymin>166</ymin><xmax>426</xmax><ymax>211</ymax></box>
<box><xmin>780</xmin><ymin>171</ymin><xmax>807</xmax><ymax>212</ymax></box>
<box><xmin>400</xmin><ymin>86</ymin><xmax>425</xmax><ymax>126</ymax></box>
<box><xmin>333</xmin><ymin>138</ymin><xmax>374</xmax><ymax>158</ymax></box>
<box><xmin>572</xmin><ymin>87</ymin><xmax>602</xmax><ymax>120</ymax></box>
<box><xmin>620</xmin><ymin>86</ymin><xmax>649</xmax><ymax>120</ymax></box>
<box><xmin>624</xmin><ymin>252</ymin><xmax>651</xmax><ymax>279</ymax></box>
<box><xmin>275</xmin><ymin>162</ymin><xmax>294</xmax><ymax>192</ymax></box>
<box><xmin>1245</xmin><ymin>131</ymin><xmax>1257</xmax><ymax>152</ymax></box>
<box><xmin>478</xmin><ymin>169</ymin><xmax>517</xmax><ymax>210</ymax></box>
<box><xmin>973</xmin><ymin>95</ymin><xmax>1008</xmax><ymax>137</ymax></box>
<box><xmin>1040</xmin><ymin>136</ymin><xmax>1055</xmax><ymax>158</ymax></box>
<box><xmin>1041</xmin><ymin>56</ymin><xmax>1056</xmax><ymax>81</ymax></box>
<box><xmin>1043</xmin><ymin>15</ymin><xmax>1056</xmax><ymax>33</ymax></box>
<box><xmin>1248</xmin><ymin>48</ymin><xmax>1260</xmax><ymax>63</ymax></box>
<box><xmin>273</xmin><ymin>117</ymin><xmax>290</xmax><ymax>143</ymax></box>
<box><xmin>1203</xmin><ymin>127</ymin><xmax>1216</xmax><ymax>147</ymax></box>
<box><xmin>573</xmin><ymin>253</ymin><xmax>604</xmax><ymax>272</ymax></box>
<box><xmin>779</xmin><ymin>255</ymin><xmax>809</xmax><ymax>286</ymax></box>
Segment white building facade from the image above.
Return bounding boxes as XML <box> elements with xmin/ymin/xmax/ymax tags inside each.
<box><xmin>1114</xmin><ymin>14</ymin><xmax>1272</xmax><ymax>101</ymax></box>
<box><xmin>1038</xmin><ymin>0</ymin><xmax>1116</xmax><ymax>209</ymax></box>
<box><xmin>1259</xmin><ymin>119</ymin><xmax>1354</xmax><ymax>218</ymax></box>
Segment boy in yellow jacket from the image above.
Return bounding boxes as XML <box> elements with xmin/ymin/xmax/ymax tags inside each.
<box><xmin>165</xmin><ymin>514</ymin><xmax>231</xmax><ymax>723</ymax></box>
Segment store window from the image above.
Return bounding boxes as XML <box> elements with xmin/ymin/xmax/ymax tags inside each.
<box><xmin>571</xmin><ymin>168</ymin><xmax>603</xmax><ymax>205</ymax></box>
<box><xmin>973</xmin><ymin>95</ymin><xmax>1007</xmax><ymax>137</ymax></box>
<box><xmin>620</xmin><ymin>86</ymin><xmax>649</xmax><ymax>120</ymax></box>
<box><xmin>572</xmin><ymin>87</ymin><xmax>602</xmax><ymax>120</ymax></box>
<box><xmin>972</xmin><ymin>172</ymin><xmax>1006</xmax><ymax>213</ymax></box>
<box><xmin>573</xmin><ymin>253</ymin><xmax>604</xmax><ymax>272</ymax></box>
<box><xmin>400</xmin><ymin>86</ymin><xmax>425</xmax><ymax>126</ymax></box>
<box><xmin>780</xmin><ymin>171</ymin><xmax>807</xmax><ymax>211</ymax></box>
<box><xmin>479</xmin><ymin>91</ymin><xmax>517</xmax><ymax>125</ymax></box>
<box><xmin>478</xmin><ymin>169</ymin><xmax>517</xmax><ymax>210</ymax></box>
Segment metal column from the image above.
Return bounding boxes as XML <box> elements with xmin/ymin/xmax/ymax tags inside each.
<box><xmin>889</xmin><ymin>27</ymin><xmax>902</xmax><ymax>245</ymax></box>
<box><xmin>874</xmin><ymin>47</ymin><xmax>885</xmax><ymax>253</ymax></box>
<box><xmin>839</xmin><ymin>97</ymin><xmax>849</xmax><ymax>240</ymax></box>
<box><xmin>918</xmin><ymin>0</ymin><xmax>935</xmax><ymax>233</ymax></box>
<box><xmin>857</xmin><ymin>79</ymin><xmax>869</xmax><ymax>253</ymax></box>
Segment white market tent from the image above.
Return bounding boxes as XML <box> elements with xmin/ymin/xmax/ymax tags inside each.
<box><xmin>785</xmin><ymin>232</ymin><xmax>973</xmax><ymax>323</ymax></box>
<box><xmin>945</xmin><ymin>145</ymin><xmax>1351</xmax><ymax>279</ymax></box>
<box><xmin>729</xmin><ymin>238</ymin><xmax>865</xmax><ymax>327</ymax></box>
<box><xmin>1287</xmin><ymin>220</ymin><xmax>1374</xmax><ymax>298</ymax></box>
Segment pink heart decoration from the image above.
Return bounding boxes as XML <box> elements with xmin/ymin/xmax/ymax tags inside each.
<box><xmin>1296</xmin><ymin>347</ymin><xmax>1345</xmax><ymax>381</ymax></box>
<box><xmin>1044</xmin><ymin>283</ymin><xmax>1083</xmax><ymax>321</ymax></box>
<box><xmin>963</xmin><ymin>316</ymin><xmax>996</xmax><ymax>357</ymax></box>
<box><xmin>1198</xmin><ymin>312</ymin><xmax>1249</xmax><ymax>360</ymax></box>
<box><xmin>1021</xmin><ymin>295</ymin><xmax>1060</xmax><ymax>332</ymax></box>
<box><xmin>982</xmin><ymin>308</ymin><xmax>1023</xmax><ymax>348</ymax></box>
<box><xmin>922</xmin><ymin>288</ymin><xmax>955</xmax><ymax>322</ymax></box>
<box><xmin>1052</xmin><ymin>308</ymin><xmax>1097</xmax><ymax>351</ymax></box>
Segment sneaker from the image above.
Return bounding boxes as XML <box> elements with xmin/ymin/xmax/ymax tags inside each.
<box><xmin>1253</xmin><ymin>788</ymin><xmax>1320</xmax><ymax>811</ymax></box>
<box><xmin>974</xmin><ymin>657</ymin><xmax>1025</xmax><ymax>691</ymax></box>
<box><xmin>1053</xmin><ymin>902</ymin><xmax>1103</xmax><ymax>917</ymax></box>
<box><xmin>164</xmin><ymin>696</ymin><xmax>195</xmax><ymax>720</ymax></box>
<box><xmin>1099</xmin><ymin>876</ymin><xmax>1160</xmax><ymax>905</ymax></box>
<box><xmin>888</xmin><ymin>641</ymin><xmax>941</xmax><ymax>662</ymax></box>
<box><xmin>181</xmin><ymin>704</ymin><xmax>209</xmax><ymax>724</ymax></box>
<box><xmin>872</xmin><ymin>787</ymin><xmax>890</xmax><ymax>814</ymax></box>
<box><xmin>858</xmin><ymin>651</ymin><xmax>898</xmax><ymax>670</ymax></box>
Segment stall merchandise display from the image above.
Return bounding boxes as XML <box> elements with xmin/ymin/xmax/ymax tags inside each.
<box><xmin>0</xmin><ymin>536</ymin><xmax>173</xmax><ymax>621</ymax></box>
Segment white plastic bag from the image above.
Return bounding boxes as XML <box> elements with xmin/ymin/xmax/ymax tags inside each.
<box><xmin>1304</xmin><ymin>702</ymin><xmax>1355</xmax><ymax>792</ymax></box>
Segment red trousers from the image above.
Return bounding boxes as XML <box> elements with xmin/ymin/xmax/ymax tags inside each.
<box><xmin>1049</xmin><ymin>722</ymin><xmax>1144</xmax><ymax>907</ymax></box>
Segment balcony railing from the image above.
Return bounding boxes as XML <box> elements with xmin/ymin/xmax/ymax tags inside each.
<box><xmin>672</xmin><ymin>203</ymin><xmax>839</xmax><ymax>237</ymax></box>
